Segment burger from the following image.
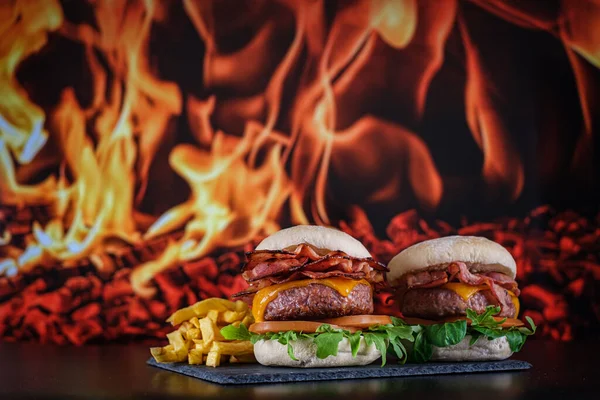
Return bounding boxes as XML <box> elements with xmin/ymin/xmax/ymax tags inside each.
<box><xmin>387</xmin><ymin>235</ymin><xmax>536</xmax><ymax>362</ymax></box>
<box><xmin>222</xmin><ymin>225</ymin><xmax>413</xmax><ymax>367</ymax></box>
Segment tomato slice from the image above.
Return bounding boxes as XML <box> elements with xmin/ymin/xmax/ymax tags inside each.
<box><xmin>248</xmin><ymin>315</ymin><xmax>525</xmax><ymax>335</ymax></box>
<box><xmin>403</xmin><ymin>316</ymin><xmax>525</xmax><ymax>328</ymax></box>
<box><xmin>317</xmin><ymin>315</ymin><xmax>393</xmax><ymax>328</ymax></box>
<box><xmin>249</xmin><ymin>321</ymin><xmax>358</xmax><ymax>334</ymax></box>
<box><xmin>402</xmin><ymin>317</ymin><xmax>439</xmax><ymax>326</ymax></box>
<box><xmin>489</xmin><ymin>317</ymin><xmax>525</xmax><ymax>328</ymax></box>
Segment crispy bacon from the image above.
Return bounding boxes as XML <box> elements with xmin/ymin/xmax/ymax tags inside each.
<box><xmin>242</xmin><ymin>244</ymin><xmax>386</xmax><ymax>281</ymax></box>
<box><xmin>396</xmin><ymin>261</ymin><xmax>520</xmax><ymax>314</ymax></box>
<box><xmin>447</xmin><ymin>262</ymin><xmax>520</xmax><ymax>296</ymax></box>
<box><xmin>482</xmin><ymin>271</ymin><xmax>520</xmax><ymax>295</ymax></box>
<box><xmin>405</xmin><ymin>270</ymin><xmax>448</xmax><ymax>289</ymax></box>
<box><xmin>243</xmin><ymin>259</ymin><xmax>305</xmax><ymax>281</ymax></box>
<box><xmin>232</xmin><ymin>244</ymin><xmax>387</xmax><ymax>300</ymax></box>
<box><xmin>447</xmin><ymin>262</ymin><xmax>515</xmax><ymax>313</ymax></box>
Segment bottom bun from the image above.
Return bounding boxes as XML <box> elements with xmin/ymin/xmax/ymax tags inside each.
<box><xmin>254</xmin><ymin>337</ymin><xmax>381</xmax><ymax>367</ymax></box>
<box><xmin>431</xmin><ymin>336</ymin><xmax>513</xmax><ymax>361</ymax></box>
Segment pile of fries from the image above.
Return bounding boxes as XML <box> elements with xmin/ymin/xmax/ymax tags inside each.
<box><xmin>150</xmin><ymin>298</ymin><xmax>255</xmax><ymax>367</ymax></box>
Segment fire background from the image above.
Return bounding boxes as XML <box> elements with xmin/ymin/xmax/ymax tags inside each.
<box><xmin>0</xmin><ymin>0</ymin><xmax>598</xmax><ymax>346</ymax></box>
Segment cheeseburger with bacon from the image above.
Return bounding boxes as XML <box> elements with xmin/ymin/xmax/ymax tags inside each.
<box><xmin>230</xmin><ymin>225</ymin><xmax>394</xmax><ymax>367</ymax></box>
<box><xmin>388</xmin><ymin>236</ymin><xmax>535</xmax><ymax>361</ymax></box>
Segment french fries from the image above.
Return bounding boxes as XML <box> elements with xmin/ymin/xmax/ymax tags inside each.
<box><xmin>166</xmin><ymin>298</ymin><xmax>248</xmax><ymax>326</ymax></box>
<box><xmin>150</xmin><ymin>298</ymin><xmax>255</xmax><ymax>367</ymax></box>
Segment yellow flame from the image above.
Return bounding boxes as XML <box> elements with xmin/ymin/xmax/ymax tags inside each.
<box><xmin>2</xmin><ymin>0</ymin><xmax>182</xmax><ymax>274</ymax></box>
<box><xmin>0</xmin><ymin>0</ymin><xmax>62</xmax><ymax>164</ymax></box>
<box><xmin>0</xmin><ymin>0</ymin><xmax>62</xmax><ymax>206</ymax></box>
<box><xmin>132</xmin><ymin>126</ymin><xmax>290</xmax><ymax>295</ymax></box>
<box><xmin>370</xmin><ymin>0</ymin><xmax>417</xmax><ymax>49</ymax></box>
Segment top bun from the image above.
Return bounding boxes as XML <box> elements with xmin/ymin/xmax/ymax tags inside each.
<box><xmin>387</xmin><ymin>235</ymin><xmax>516</xmax><ymax>284</ymax></box>
<box><xmin>256</xmin><ymin>225</ymin><xmax>372</xmax><ymax>259</ymax></box>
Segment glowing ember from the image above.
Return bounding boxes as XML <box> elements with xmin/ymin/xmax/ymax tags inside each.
<box><xmin>1</xmin><ymin>206</ymin><xmax>598</xmax><ymax>344</ymax></box>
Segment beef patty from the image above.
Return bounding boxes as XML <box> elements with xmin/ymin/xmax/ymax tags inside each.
<box><xmin>401</xmin><ymin>287</ymin><xmax>517</xmax><ymax>319</ymax></box>
<box><xmin>263</xmin><ymin>282</ymin><xmax>373</xmax><ymax>321</ymax></box>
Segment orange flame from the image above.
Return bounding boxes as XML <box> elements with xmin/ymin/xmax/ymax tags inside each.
<box><xmin>466</xmin><ymin>0</ymin><xmax>597</xmax><ymax>186</ymax></box>
<box><xmin>130</xmin><ymin>0</ymin><xmax>439</xmax><ymax>292</ymax></box>
<box><xmin>332</xmin><ymin>116</ymin><xmax>442</xmax><ymax>210</ymax></box>
<box><xmin>559</xmin><ymin>2</ymin><xmax>598</xmax><ymax>179</ymax></box>
<box><xmin>369</xmin><ymin>0</ymin><xmax>417</xmax><ymax>49</ymax></box>
<box><xmin>460</xmin><ymin>17</ymin><xmax>524</xmax><ymax>201</ymax></box>
<box><xmin>132</xmin><ymin>126</ymin><xmax>290</xmax><ymax>295</ymax></box>
<box><xmin>7</xmin><ymin>0</ymin><xmax>585</xmax><ymax>292</ymax></box>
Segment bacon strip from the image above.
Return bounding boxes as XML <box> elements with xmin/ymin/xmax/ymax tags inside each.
<box><xmin>242</xmin><ymin>245</ymin><xmax>386</xmax><ymax>281</ymax></box>
<box><xmin>447</xmin><ymin>263</ymin><xmax>520</xmax><ymax>295</ymax></box>
<box><xmin>405</xmin><ymin>270</ymin><xmax>448</xmax><ymax>289</ymax></box>
<box><xmin>482</xmin><ymin>271</ymin><xmax>520</xmax><ymax>295</ymax></box>
<box><xmin>232</xmin><ymin>244</ymin><xmax>387</xmax><ymax>300</ymax></box>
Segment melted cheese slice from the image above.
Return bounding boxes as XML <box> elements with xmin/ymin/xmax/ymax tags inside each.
<box><xmin>252</xmin><ymin>278</ymin><xmax>368</xmax><ymax>322</ymax></box>
<box><xmin>441</xmin><ymin>283</ymin><xmax>488</xmax><ymax>301</ymax></box>
<box><xmin>441</xmin><ymin>283</ymin><xmax>520</xmax><ymax>316</ymax></box>
<box><xmin>509</xmin><ymin>292</ymin><xmax>520</xmax><ymax>316</ymax></box>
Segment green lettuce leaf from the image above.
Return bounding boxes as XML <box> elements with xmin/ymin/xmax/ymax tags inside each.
<box><xmin>220</xmin><ymin>318</ymin><xmax>415</xmax><ymax>366</ymax></box>
<box><xmin>220</xmin><ymin>306</ymin><xmax>536</xmax><ymax>365</ymax></box>
<box><xmin>220</xmin><ymin>323</ymin><xmax>253</xmax><ymax>341</ymax></box>
<box><xmin>349</xmin><ymin>331</ymin><xmax>362</xmax><ymax>357</ymax></box>
<box><xmin>424</xmin><ymin>320</ymin><xmax>467</xmax><ymax>347</ymax></box>
<box><xmin>408</xmin><ymin>305</ymin><xmax>537</xmax><ymax>362</ymax></box>
<box><xmin>411</xmin><ymin>330</ymin><xmax>433</xmax><ymax>363</ymax></box>
<box><xmin>363</xmin><ymin>332</ymin><xmax>389</xmax><ymax>366</ymax></box>
<box><xmin>314</xmin><ymin>332</ymin><xmax>344</xmax><ymax>359</ymax></box>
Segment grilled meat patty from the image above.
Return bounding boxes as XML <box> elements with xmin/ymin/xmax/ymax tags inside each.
<box><xmin>263</xmin><ymin>283</ymin><xmax>373</xmax><ymax>321</ymax></box>
<box><xmin>401</xmin><ymin>287</ymin><xmax>517</xmax><ymax>319</ymax></box>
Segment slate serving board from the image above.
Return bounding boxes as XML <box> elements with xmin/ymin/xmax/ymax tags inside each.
<box><xmin>147</xmin><ymin>358</ymin><xmax>531</xmax><ymax>385</ymax></box>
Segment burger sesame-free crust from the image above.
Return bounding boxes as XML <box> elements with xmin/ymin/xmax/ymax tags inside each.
<box><xmin>256</xmin><ymin>225</ymin><xmax>372</xmax><ymax>259</ymax></box>
<box><xmin>263</xmin><ymin>283</ymin><xmax>373</xmax><ymax>321</ymax></box>
<box><xmin>387</xmin><ymin>236</ymin><xmax>517</xmax><ymax>283</ymax></box>
<box><xmin>401</xmin><ymin>287</ymin><xmax>517</xmax><ymax>319</ymax></box>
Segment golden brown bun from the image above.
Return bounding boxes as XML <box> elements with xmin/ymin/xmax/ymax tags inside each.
<box><xmin>256</xmin><ymin>225</ymin><xmax>372</xmax><ymax>259</ymax></box>
<box><xmin>387</xmin><ymin>236</ymin><xmax>517</xmax><ymax>284</ymax></box>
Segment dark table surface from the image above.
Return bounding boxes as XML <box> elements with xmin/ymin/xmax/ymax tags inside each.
<box><xmin>0</xmin><ymin>340</ymin><xmax>596</xmax><ymax>400</ymax></box>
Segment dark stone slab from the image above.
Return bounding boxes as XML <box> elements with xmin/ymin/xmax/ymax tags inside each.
<box><xmin>147</xmin><ymin>358</ymin><xmax>531</xmax><ymax>385</ymax></box>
